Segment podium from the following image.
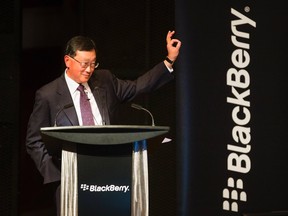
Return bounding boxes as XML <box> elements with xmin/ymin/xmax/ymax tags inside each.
<box><xmin>40</xmin><ymin>125</ymin><xmax>169</xmax><ymax>216</ymax></box>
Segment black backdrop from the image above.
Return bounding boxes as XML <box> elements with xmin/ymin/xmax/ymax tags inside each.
<box><xmin>0</xmin><ymin>0</ymin><xmax>20</xmax><ymax>215</ymax></box>
<box><xmin>176</xmin><ymin>0</ymin><xmax>288</xmax><ymax>215</ymax></box>
<box><xmin>1</xmin><ymin>0</ymin><xmax>288</xmax><ymax>215</ymax></box>
<box><xmin>19</xmin><ymin>0</ymin><xmax>176</xmax><ymax>215</ymax></box>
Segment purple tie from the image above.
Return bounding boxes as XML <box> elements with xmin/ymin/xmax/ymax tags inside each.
<box><xmin>77</xmin><ymin>84</ymin><xmax>95</xmax><ymax>125</ymax></box>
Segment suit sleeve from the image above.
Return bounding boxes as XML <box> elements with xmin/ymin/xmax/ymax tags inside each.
<box><xmin>26</xmin><ymin>89</ymin><xmax>61</xmax><ymax>184</ymax></box>
<box><xmin>113</xmin><ymin>62</ymin><xmax>174</xmax><ymax>102</ymax></box>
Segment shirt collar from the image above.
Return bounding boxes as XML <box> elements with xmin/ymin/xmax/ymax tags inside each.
<box><xmin>64</xmin><ymin>70</ymin><xmax>80</xmax><ymax>93</ymax></box>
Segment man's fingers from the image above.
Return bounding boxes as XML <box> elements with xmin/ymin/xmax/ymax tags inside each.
<box><xmin>166</xmin><ymin>30</ymin><xmax>175</xmax><ymax>43</ymax></box>
<box><xmin>168</xmin><ymin>39</ymin><xmax>181</xmax><ymax>48</ymax></box>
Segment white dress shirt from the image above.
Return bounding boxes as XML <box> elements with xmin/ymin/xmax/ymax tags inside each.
<box><xmin>64</xmin><ymin>71</ymin><xmax>103</xmax><ymax>125</ymax></box>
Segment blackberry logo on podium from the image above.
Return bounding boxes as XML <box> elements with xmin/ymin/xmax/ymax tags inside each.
<box><xmin>80</xmin><ymin>184</ymin><xmax>90</xmax><ymax>191</ymax></box>
<box><xmin>80</xmin><ymin>184</ymin><xmax>130</xmax><ymax>193</ymax></box>
<box><xmin>222</xmin><ymin>177</ymin><xmax>247</xmax><ymax>212</ymax></box>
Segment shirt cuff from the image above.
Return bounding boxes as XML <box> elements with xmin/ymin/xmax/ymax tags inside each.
<box><xmin>165</xmin><ymin>64</ymin><xmax>174</xmax><ymax>73</ymax></box>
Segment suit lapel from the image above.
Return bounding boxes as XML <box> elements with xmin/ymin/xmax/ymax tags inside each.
<box><xmin>89</xmin><ymin>78</ymin><xmax>110</xmax><ymax>125</ymax></box>
<box><xmin>56</xmin><ymin>75</ymin><xmax>79</xmax><ymax>126</ymax></box>
<box><xmin>55</xmin><ymin>72</ymin><xmax>110</xmax><ymax>126</ymax></box>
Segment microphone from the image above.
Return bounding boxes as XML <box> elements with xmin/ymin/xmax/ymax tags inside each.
<box><xmin>54</xmin><ymin>103</ymin><xmax>74</xmax><ymax>126</ymax></box>
<box><xmin>84</xmin><ymin>88</ymin><xmax>90</xmax><ymax>100</ymax></box>
<box><xmin>131</xmin><ymin>103</ymin><xmax>155</xmax><ymax>126</ymax></box>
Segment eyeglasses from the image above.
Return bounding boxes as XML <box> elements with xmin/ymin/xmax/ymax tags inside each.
<box><xmin>68</xmin><ymin>55</ymin><xmax>99</xmax><ymax>69</ymax></box>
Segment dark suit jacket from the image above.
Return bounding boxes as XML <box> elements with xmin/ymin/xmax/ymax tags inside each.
<box><xmin>26</xmin><ymin>62</ymin><xmax>174</xmax><ymax>184</ymax></box>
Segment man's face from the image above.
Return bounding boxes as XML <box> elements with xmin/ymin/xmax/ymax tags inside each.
<box><xmin>65</xmin><ymin>50</ymin><xmax>97</xmax><ymax>84</ymax></box>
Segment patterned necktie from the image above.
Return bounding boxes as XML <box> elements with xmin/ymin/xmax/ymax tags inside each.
<box><xmin>77</xmin><ymin>84</ymin><xmax>95</xmax><ymax>125</ymax></box>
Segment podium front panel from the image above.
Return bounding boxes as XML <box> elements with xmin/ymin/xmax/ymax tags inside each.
<box><xmin>77</xmin><ymin>143</ymin><xmax>132</xmax><ymax>216</ymax></box>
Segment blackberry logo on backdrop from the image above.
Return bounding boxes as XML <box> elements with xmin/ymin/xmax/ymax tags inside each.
<box><xmin>222</xmin><ymin>177</ymin><xmax>247</xmax><ymax>212</ymax></box>
<box><xmin>223</xmin><ymin>6</ymin><xmax>256</xmax><ymax>212</ymax></box>
<box><xmin>80</xmin><ymin>184</ymin><xmax>130</xmax><ymax>193</ymax></box>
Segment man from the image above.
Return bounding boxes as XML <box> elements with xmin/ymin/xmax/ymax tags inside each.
<box><xmin>25</xmin><ymin>30</ymin><xmax>181</xmax><ymax>214</ymax></box>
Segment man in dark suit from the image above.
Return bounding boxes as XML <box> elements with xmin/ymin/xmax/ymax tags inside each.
<box><xmin>25</xmin><ymin>30</ymin><xmax>181</xmax><ymax>214</ymax></box>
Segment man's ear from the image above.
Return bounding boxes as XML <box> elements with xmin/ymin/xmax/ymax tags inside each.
<box><xmin>64</xmin><ymin>55</ymin><xmax>70</xmax><ymax>68</ymax></box>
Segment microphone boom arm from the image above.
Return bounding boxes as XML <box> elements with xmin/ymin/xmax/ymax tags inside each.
<box><xmin>131</xmin><ymin>103</ymin><xmax>155</xmax><ymax>126</ymax></box>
